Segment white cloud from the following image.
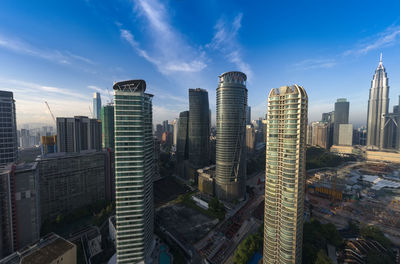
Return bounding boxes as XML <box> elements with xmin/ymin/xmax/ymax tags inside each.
<box><xmin>119</xmin><ymin>0</ymin><xmax>207</xmax><ymax>74</ymax></box>
<box><xmin>0</xmin><ymin>78</ymin><xmax>93</xmax><ymax>126</ymax></box>
<box><xmin>344</xmin><ymin>25</ymin><xmax>400</xmax><ymax>55</ymax></box>
<box><xmin>0</xmin><ymin>34</ymin><xmax>94</xmax><ymax>65</ymax></box>
<box><xmin>293</xmin><ymin>59</ymin><xmax>337</xmax><ymax>70</ymax></box>
<box><xmin>207</xmin><ymin>13</ymin><xmax>253</xmax><ymax>80</ymax></box>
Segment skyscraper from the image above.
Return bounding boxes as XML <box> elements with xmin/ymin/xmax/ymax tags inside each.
<box><xmin>215</xmin><ymin>71</ymin><xmax>247</xmax><ymax>202</ymax></box>
<box><xmin>367</xmin><ymin>55</ymin><xmax>389</xmax><ymax>149</ymax></box>
<box><xmin>56</xmin><ymin>116</ymin><xmax>101</xmax><ymax>153</ymax></box>
<box><xmin>246</xmin><ymin>124</ymin><xmax>255</xmax><ymax>154</ymax></box>
<box><xmin>321</xmin><ymin>111</ymin><xmax>334</xmax><ymax>147</ymax></box>
<box><xmin>333</xmin><ymin>98</ymin><xmax>349</xmax><ymax>145</ymax></box>
<box><xmin>101</xmin><ymin>104</ymin><xmax>115</xmax><ymax>149</ymax></box>
<box><xmin>176</xmin><ymin>111</ymin><xmax>189</xmax><ymax>178</ymax></box>
<box><xmin>93</xmin><ymin>92</ymin><xmax>101</xmax><ymax>120</ymax></box>
<box><xmin>246</xmin><ymin>106</ymin><xmax>251</xmax><ymax>125</ymax></box>
<box><xmin>113</xmin><ymin>80</ymin><xmax>154</xmax><ymax>263</ymax></box>
<box><xmin>264</xmin><ymin>85</ymin><xmax>308</xmax><ymax>264</ymax></box>
<box><xmin>172</xmin><ymin>118</ymin><xmax>178</xmax><ymax>146</ymax></box>
<box><xmin>311</xmin><ymin>121</ymin><xmax>329</xmax><ymax>149</ymax></box>
<box><xmin>188</xmin><ymin>88</ymin><xmax>210</xmax><ymax>168</ymax></box>
<box><xmin>0</xmin><ymin>91</ymin><xmax>18</xmax><ymax>165</ymax></box>
<box><xmin>162</xmin><ymin>120</ymin><xmax>168</xmax><ymax>133</ymax></box>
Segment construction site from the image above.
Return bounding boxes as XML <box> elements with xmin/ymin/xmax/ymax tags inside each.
<box><xmin>307</xmin><ymin>161</ymin><xmax>400</xmax><ymax>245</ymax></box>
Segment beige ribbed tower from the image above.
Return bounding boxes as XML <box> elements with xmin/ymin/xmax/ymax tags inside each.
<box><xmin>263</xmin><ymin>85</ymin><xmax>308</xmax><ymax>264</ymax></box>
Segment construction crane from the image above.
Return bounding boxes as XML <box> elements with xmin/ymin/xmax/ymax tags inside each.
<box><xmin>88</xmin><ymin>105</ymin><xmax>93</xmax><ymax>118</ymax></box>
<box><xmin>44</xmin><ymin>101</ymin><xmax>56</xmax><ymax>124</ymax></box>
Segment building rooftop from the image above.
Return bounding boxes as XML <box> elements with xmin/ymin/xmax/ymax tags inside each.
<box><xmin>20</xmin><ymin>237</ymin><xmax>74</xmax><ymax>264</ymax></box>
<box><xmin>0</xmin><ymin>233</ymin><xmax>75</xmax><ymax>264</ymax></box>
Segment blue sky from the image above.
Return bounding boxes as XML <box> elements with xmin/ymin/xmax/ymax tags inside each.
<box><xmin>1</xmin><ymin>0</ymin><xmax>400</xmax><ymax>127</ymax></box>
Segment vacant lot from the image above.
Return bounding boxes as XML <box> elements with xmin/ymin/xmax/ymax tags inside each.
<box><xmin>156</xmin><ymin>203</ymin><xmax>218</xmax><ymax>244</ymax></box>
<box><xmin>154</xmin><ymin>177</ymin><xmax>191</xmax><ymax>207</ymax></box>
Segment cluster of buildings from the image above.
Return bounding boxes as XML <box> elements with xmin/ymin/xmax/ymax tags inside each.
<box><xmin>0</xmin><ymin>91</ymin><xmax>115</xmax><ymax>262</ymax></box>
<box><xmin>308</xmin><ymin>56</ymin><xmax>400</xmax><ymax>158</ymax></box>
<box><xmin>1</xmin><ymin>55</ymin><xmax>399</xmax><ymax>264</ymax></box>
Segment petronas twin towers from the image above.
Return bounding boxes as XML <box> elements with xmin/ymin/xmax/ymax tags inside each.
<box><xmin>367</xmin><ymin>55</ymin><xmax>390</xmax><ymax>149</ymax></box>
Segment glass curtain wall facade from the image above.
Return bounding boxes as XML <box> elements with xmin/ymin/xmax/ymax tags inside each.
<box><xmin>215</xmin><ymin>71</ymin><xmax>247</xmax><ymax>202</ymax></box>
<box><xmin>264</xmin><ymin>85</ymin><xmax>308</xmax><ymax>264</ymax></box>
<box><xmin>367</xmin><ymin>56</ymin><xmax>389</xmax><ymax>149</ymax></box>
<box><xmin>101</xmin><ymin>104</ymin><xmax>115</xmax><ymax>149</ymax></box>
<box><xmin>188</xmin><ymin>88</ymin><xmax>210</xmax><ymax>168</ymax></box>
<box><xmin>93</xmin><ymin>92</ymin><xmax>101</xmax><ymax>120</ymax></box>
<box><xmin>114</xmin><ymin>80</ymin><xmax>154</xmax><ymax>264</ymax></box>
<box><xmin>0</xmin><ymin>91</ymin><xmax>18</xmax><ymax>165</ymax></box>
<box><xmin>333</xmin><ymin>98</ymin><xmax>349</xmax><ymax>145</ymax></box>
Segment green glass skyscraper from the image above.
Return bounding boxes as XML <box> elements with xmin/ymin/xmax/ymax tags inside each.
<box><xmin>101</xmin><ymin>104</ymin><xmax>115</xmax><ymax>149</ymax></box>
<box><xmin>113</xmin><ymin>80</ymin><xmax>154</xmax><ymax>264</ymax></box>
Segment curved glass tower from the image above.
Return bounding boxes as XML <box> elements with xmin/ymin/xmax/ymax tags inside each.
<box><xmin>113</xmin><ymin>80</ymin><xmax>154</xmax><ymax>264</ymax></box>
<box><xmin>188</xmin><ymin>88</ymin><xmax>210</xmax><ymax>168</ymax></box>
<box><xmin>367</xmin><ymin>55</ymin><xmax>389</xmax><ymax>149</ymax></box>
<box><xmin>215</xmin><ymin>71</ymin><xmax>247</xmax><ymax>201</ymax></box>
<box><xmin>263</xmin><ymin>85</ymin><xmax>308</xmax><ymax>264</ymax></box>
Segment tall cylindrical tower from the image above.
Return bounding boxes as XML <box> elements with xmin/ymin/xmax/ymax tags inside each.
<box><xmin>215</xmin><ymin>71</ymin><xmax>247</xmax><ymax>202</ymax></box>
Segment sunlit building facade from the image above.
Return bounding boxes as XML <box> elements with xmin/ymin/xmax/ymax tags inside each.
<box><xmin>113</xmin><ymin>80</ymin><xmax>154</xmax><ymax>264</ymax></box>
<box><xmin>264</xmin><ymin>85</ymin><xmax>308</xmax><ymax>264</ymax></box>
<box><xmin>215</xmin><ymin>71</ymin><xmax>247</xmax><ymax>202</ymax></box>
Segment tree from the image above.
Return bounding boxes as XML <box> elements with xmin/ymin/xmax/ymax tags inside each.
<box><xmin>315</xmin><ymin>249</ymin><xmax>333</xmax><ymax>264</ymax></box>
<box><xmin>233</xmin><ymin>233</ymin><xmax>263</xmax><ymax>264</ymax></box>
<box><xmin>360</xmin><ymin>225</ymin><xmax>391</xmax><ymax>248</ymax></box>
<box><xmin>208</xmin><ymin>198</ymin><xmax>226</xmax><ymax>220</ymax></box>
<box><xmin>56</xmin><ymin>213</ymin><xmax>63</xmax><ymax>224</ymax></box>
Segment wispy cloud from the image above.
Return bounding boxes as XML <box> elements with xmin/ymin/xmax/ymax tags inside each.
<box><xmin>293</xmin><ymin>58</ymin><xmax>337</xmax><ymax>70</ymax></box>
<box><xmin>0</xmin><ymin>78</ymin><xmax>88</xmax><ymax>100</ymax></box>
<box><xmin>0</xmin><ymin>34</ymin><xmax>94</xmax><ymax>65</ymax></box>
<box><xmin>119</xmin><ymin>0</ymin><xmax>207</xmax><ymax>75</ymax></box>
<box><xmin>0</xmin><ymin>78</ymin><xmax>93</xmax><ymax>125</ymax></box>
<box><xmin>207</xmin><ymin>13</ymin><xmax>253</xmax><ymax>80</ymax></box>
<box><xmin>344</xmin><ymin>25</ymin><xmax>400</xmax><ymax>55</ymax></box>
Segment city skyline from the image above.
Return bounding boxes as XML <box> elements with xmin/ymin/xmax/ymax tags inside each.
<box><xmin>1</xmin><ymin>1</ymin><xmax>400</xmax><ymax>126</ymax></box>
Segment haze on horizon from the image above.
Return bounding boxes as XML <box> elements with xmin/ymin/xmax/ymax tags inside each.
<box><xmin>1</xmin><ymin>0</ymin><xmax>400</xmax><ymax>128</ymax></box>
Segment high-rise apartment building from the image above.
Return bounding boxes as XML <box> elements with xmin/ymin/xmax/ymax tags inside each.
<box><xmin>113</xmin><ymin>80</ymin><xmax>154</xmax><ymax>263</ymax></box>
<box><xmin>311</xmin><ymin>122</ymin><xmax>329</xmax><ymax>149</ymax></box>
<box><xmin>246</xmin><ymin>124</ymin><xmax>255</xmax><ymax>154</ymax></box>
<box><xmin>101</xmin><ymin>104</ymin><xmax>115</xmax><ymax>149</ymax></box>
<box><xmin>188</xmin><ymin>88</ymin><xmax>210</xmax><ymax>168</ymax></box>
<box><xmin>264</xmin><ymin>85</ymin><xmax>308</xmax><ymax>264</ymax></box>
<box><xmin>172</xmin><ymin>118</ymin><xmax>178</xmax><ymax>146</ymax></box>
<box><xmin>215</xmin><ymin>71</ymin><xmax>247</xmax><ymax>202</ymax></box>
<box><xmin>93</xmin><ymin>92</ymin><xmax>101</xmax><ymax>120</ymax></box>
<box><xmin>0</xmin><ymin>91</ymin><xmax>17</xmax><ymax>165</ymax></box>
<box><xmin>333</xmin><ymin>98</ymin><xmax>349</xmax><ymax>145</ymax></box>
<box><xmin>367</xmin><ymin>55</ymin><xmax>389</xmax><ymax>149</ymax></box>
<box><xmin>338</xmin><ymin>124</ymin><xmax>353</xmax><ymax>146</ymax></box>
<box><xmin>56</xmin><ymin>116</ymin><xmax>101</xmax><ymax>153</ymax></box>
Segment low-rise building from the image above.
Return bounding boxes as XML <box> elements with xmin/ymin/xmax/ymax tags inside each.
<box><xmin>197</xmin><ymin>165</ymin><xmax>215</xmax><ymax>196</ymax></box>
<box><xmin>0</xmin><ymin>233</ymin><xmax>76</xmax><ymax>264</ymax></box>
<box><xmin>365</xmin><ymin>150</ymin><xmax>400</xmax><ymax>163</ymax></box>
